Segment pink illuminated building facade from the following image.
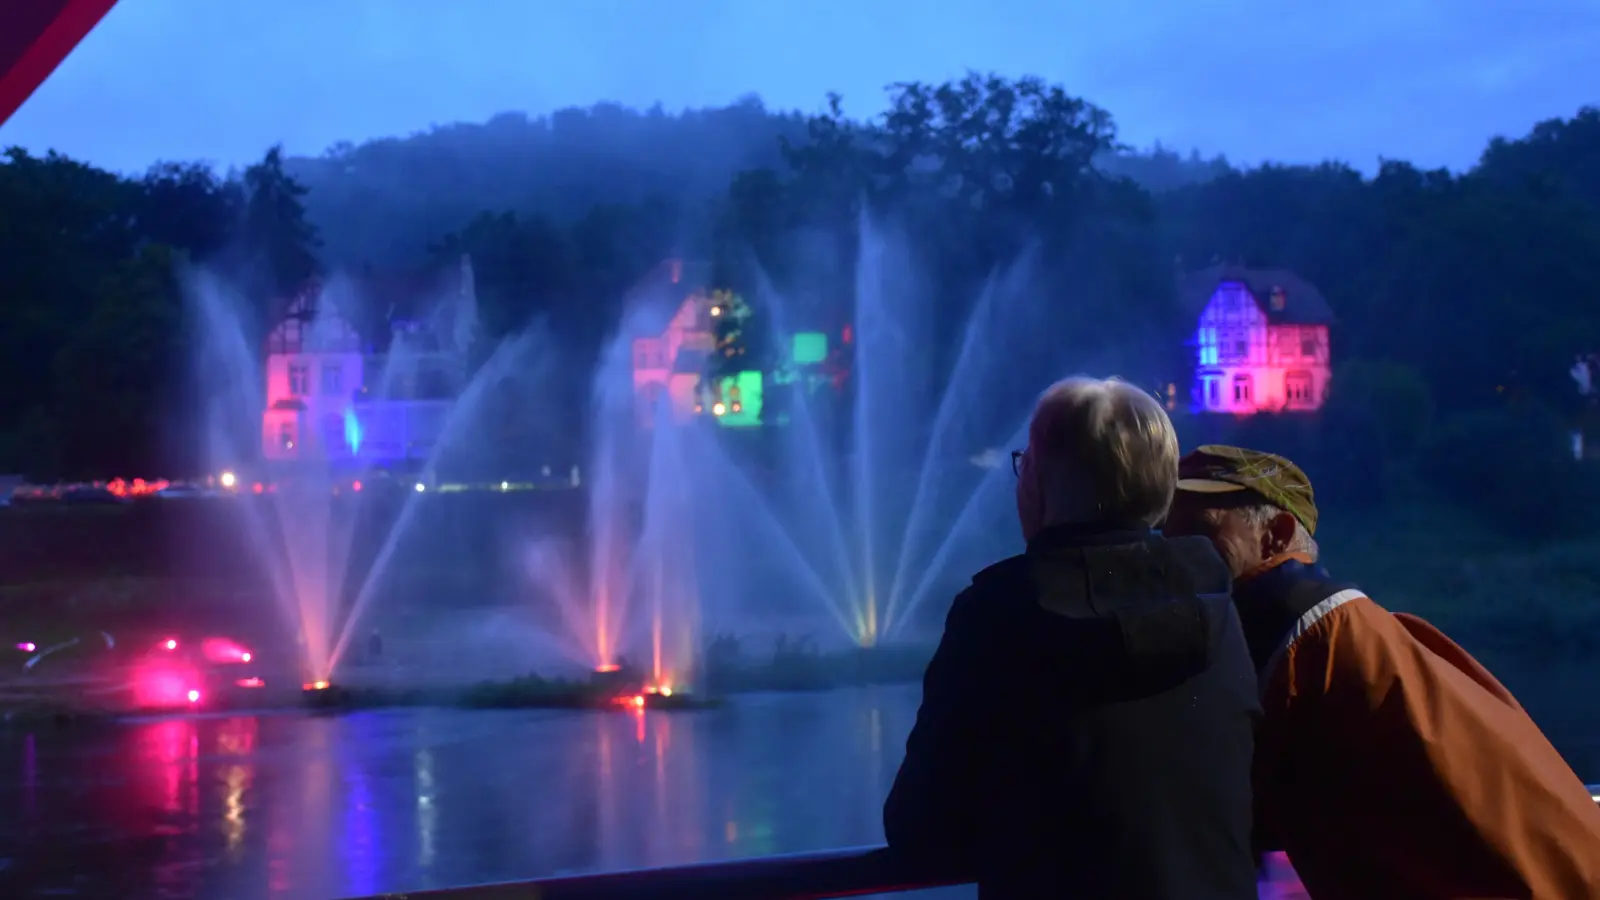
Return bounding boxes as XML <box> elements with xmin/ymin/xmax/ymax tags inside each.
<box><xmin>626</xmin><ymin>259</ymin><xmax>850</xmax><ymax>430</ymax></box>
<box><xmin>261</xmin><ymin>288</ymin><xmax>366</xmax><ymax>461</ymax></box>
<box><xmin>261</xmin><ymin>259</ymin><xmax>476</xmax><ymax>465</ymax></box>
<box><xmin>1181</xmin><ymin>265</ymin><xmax>1335</xmax><ymax>415</ymax></box>
<box><xmin>629</xmin><ymin>260</ymin><xmax>719</xmax><ymax>425</ymax></box>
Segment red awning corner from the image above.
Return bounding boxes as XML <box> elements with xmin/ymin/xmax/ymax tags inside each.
<box><xmin>0</xmin><ymin>0</ymin><xmax>119</xmax><ymax>129</ymax></box>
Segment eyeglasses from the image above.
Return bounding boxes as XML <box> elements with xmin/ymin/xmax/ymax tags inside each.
<box><xmin>1011</xmin><ymin>449</ymin><xmax>1025</xmax><ymax>477</ymax></box>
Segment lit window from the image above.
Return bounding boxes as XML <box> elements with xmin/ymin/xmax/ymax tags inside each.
<box><xmin>288</xmin><ymin>363</ymin><xmax>309</xmax><ymax>396</ymax></box>
<box><xmin>1287</xmin><ymin>372</ymin><xmax>1313</xmax><ymax>404</ymax></box>
<box><xmin>1232</xmin><ymin>374</ymin><xmax>1252</xmax><ymax>403</ymax></box>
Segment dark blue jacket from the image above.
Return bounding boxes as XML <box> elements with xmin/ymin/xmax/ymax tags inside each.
<box><xmin>884</xmin><ymin>524</ymin><xmax>1261</xmax><ymax>900</ymax></box>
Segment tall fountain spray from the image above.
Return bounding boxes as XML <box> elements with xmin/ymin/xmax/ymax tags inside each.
<box><xmin>520</xmin><ymin>305</ymin><xmax>708</xmax><ymax>690</ymax></box>
<box><xmin>702</xmin><ymin>212</ymin><xmax>1066</xmax><ymax>649</ymax></box>
<box><xmin>190</xmin><ymin>266</ymin><xmax>537</xmax><ymax>683</ymax></box>
<box><xmin>514</xmin><ymin>214</ymin><xmax>1104</xmax><ymax>680</ymax></box>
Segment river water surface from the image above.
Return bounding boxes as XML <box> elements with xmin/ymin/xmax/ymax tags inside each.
<box><xmin>0</xmin><ymin>672</ymin><xmax>1595</xmax><ymax>900</ymax></box>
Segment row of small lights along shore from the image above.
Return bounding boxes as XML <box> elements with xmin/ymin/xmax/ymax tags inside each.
<box><xmin>9</xmin><ymin>469</ymin><xmax>582</xmax><ymax>501</ymax></box>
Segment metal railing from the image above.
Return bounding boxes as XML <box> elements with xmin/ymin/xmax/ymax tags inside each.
<box><xmin>349</xmin><ymin>785</ymin><xmax>1600</xmax><ymax>900</ymax></box>
<box><xmin>347</xmin><ymin>845</ymin><xmax>964</xmax><ymax>900</ymax></box>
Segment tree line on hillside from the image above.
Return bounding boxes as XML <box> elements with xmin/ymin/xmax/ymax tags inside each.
<box><xmin>1</xmin><ymin>73</ymin><xmax>1598</xmax><ymax>533</ymax></box>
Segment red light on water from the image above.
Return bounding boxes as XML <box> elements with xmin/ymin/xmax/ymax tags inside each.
<box><xmin>252</xmin><ymin>482</ymin><xmax>264</xmax><ymax>494</ymax></box>
<box><xmin>351</xmin><ymin>480</ymin><xmax>362</xmax><ymax>492</ymax></box>
<box><xmin>595</xmin><ymin>664</ymin><xmax>621</xmax><ymax>673</ymax></box>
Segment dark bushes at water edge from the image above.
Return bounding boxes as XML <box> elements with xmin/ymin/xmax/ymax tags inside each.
<box><xmin>701</xmin><ymin>634</ymin><xmax>935</xmax><ymax>694</ymax></box>
<box><xmin>300</xmin><ymin>674</ymin><xmax>628</xmax><ymax>711</ymax></box>
<box><xmin>455</xmin><ymin>674</ymin><xmax>618</xmax><ymax>709</ymax></box>
<box><xmin>318</xmin><ymin>641</ymin><xmax>936</xmax><ymax>712</ymax></box>
<box><xmin>1420</xmin><ymin>401</ymin><xmax>1600</xmax><ymax>539</ymax></box>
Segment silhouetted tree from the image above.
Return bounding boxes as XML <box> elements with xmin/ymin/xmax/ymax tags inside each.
<box><xmin>238</xmin><ymin>144</ymin><xmax>320</xmax><ymax>329</ymax></box>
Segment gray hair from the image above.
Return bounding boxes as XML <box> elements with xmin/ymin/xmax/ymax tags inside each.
<box><xmin>1028</xmin><ymin>376</ymin><xmax>1179</xmax><ymax>527</ymax></box>
<box><xmin>1238</xmin><ymin>504</ymin><xmax>1320</xmax><ymax>560</ymax></box>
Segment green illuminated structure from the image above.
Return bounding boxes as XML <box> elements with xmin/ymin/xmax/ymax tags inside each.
<box><xmin>791</xmin><ymin>331</ymin><xmax>828</xmax><ymax>365</ymax></box>
<box><xmin>712</xmin><ymin>370</ymin><xmax>764</xmax><ymax>428</ymax></box>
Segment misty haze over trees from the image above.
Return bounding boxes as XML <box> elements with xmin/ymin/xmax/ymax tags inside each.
<box><xmin>281</xmin><ymin>93</ymin><xmax>1230</xmax><ymax>268</ymax></box>
<box><xmin>2</xmin><ymin>73</ymin><xmax>1599</xmax><ymax>536</ymax></box>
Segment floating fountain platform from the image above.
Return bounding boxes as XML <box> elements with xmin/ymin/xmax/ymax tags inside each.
<box><xmin>295</xmin><ymin>674</ymin><xmax>720</xmax><ymax>713</ymax></box>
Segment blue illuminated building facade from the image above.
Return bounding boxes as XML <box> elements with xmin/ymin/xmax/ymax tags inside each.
<box><xmin>261</xmin><ymin>259</ymin><xmax>476</xmax><ymax>468</ymax></box>
<box><xmin>1179</xmin><ymin>265</ymin><xmax>1335</xmax><ymax>415</ymax></box>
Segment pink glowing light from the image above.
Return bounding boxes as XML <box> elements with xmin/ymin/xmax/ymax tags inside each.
<box><xmin>235</xmin><ymin>677</ymin><xmax>265</xmax><ymax>688</ymax></box>
<box><xmin>15</xmin><ymin>641</ymin><xmax>35</xmax><ymax>653</ymax></box>
<box><xmin>132</xmin><ymin>662</ymin><xmax>202</xmax><ymax>710</ymax></box>
<box><xmin>200</xmin><ymin>637</ymin><xmax>252</xmax><ymax>664</ymax></box>
<box><xmin>163</xmin><ymin>639</ymin><xmax>178</xmax><ymax>651</ymax></box>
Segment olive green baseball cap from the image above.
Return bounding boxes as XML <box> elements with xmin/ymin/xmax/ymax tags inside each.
<box><xmin>1176</xmin><ymin>444</ymin><xmax>1318</xmax><ymax>535</ymax></box>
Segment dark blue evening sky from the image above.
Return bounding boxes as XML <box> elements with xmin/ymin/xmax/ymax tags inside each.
<box><xmin>2</xmin><ymin>0</ymin><xmax>1595</xmax><ymax>174</ymax></box>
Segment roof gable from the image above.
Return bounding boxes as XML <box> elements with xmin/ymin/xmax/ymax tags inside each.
<box><xmin>1178</xmin><ymin>264</ymin><xmax>1334</xmax><ymax>325</ymax></box>
<box><xmin>625</xmin><ymin>258</ymin><xmax>714</xmax><ymax>334</ymax></box>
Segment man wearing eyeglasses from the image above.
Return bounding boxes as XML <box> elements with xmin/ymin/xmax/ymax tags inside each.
<box><xmin>1162</xmin><ymin>444</ymin><xmax>1600</xmax><ymax>900</ymax></box>
<box><xmin>884</xmin><ymin>377</ymin><xmax>1261</xmax><ymax>900</ymax></box>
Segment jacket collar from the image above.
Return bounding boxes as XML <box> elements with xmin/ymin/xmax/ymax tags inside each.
<box><xmin>1026</xmin><ymin>521</ymin><xmax>1155</xmax><ymax>555</ymax></box>
<box><xmin>1234</xmin><ymin>552</ymin><xmax>1330</xmax><ymax>603</ymax></box>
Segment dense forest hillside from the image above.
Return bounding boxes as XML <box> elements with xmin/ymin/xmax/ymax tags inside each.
<box><xmin>282</xmin><ymin>95</ymin><xmax>1233</xmax><ymax>266</ymax></box>
<box><xmin>2</xmin><ymin>74</ymin><xmax>1598</xmax><ymax>537</ymax></box>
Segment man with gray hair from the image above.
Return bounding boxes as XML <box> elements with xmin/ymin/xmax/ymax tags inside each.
<box><xmin>1163</xmin><ymin>444</ymin><xmax>1600</xmax><ymax>900</ymax></box>
<box><xmin>883</xmin><ymin>377</ymin><xmax>1261</xmax><ymax>900</ymax></box>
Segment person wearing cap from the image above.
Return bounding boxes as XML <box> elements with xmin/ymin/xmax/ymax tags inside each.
<box><xmin>884</xmin><ymin>379</ymin><xmax>1260</xmax><ymax>900</ymax></box>
<box><xmin>1163</xmin><ymin>444</ymin><xmax>1600</xmax><ymax>900</ymax></box>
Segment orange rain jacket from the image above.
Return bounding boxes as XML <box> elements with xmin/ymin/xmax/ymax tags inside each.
<box><xmin>1238</xmin><ymin>554</ymin><xmax>1600</xmax><ymax>899</ymax></box>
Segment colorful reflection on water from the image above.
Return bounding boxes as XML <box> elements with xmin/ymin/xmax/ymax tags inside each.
<box><xmin>0</xmin><ymin>680</ymin><xmax>1590</xmax><ymax>900</ymax></box>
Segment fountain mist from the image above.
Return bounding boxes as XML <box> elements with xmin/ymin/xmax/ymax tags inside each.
<box><xmin>716</xmin><ymin>213</ymin><xmax>1062</xmax><ymax>648</ymax></box>
<box><xmin>521</xmin><ymin>308</ymin><xmax>704</xmax><ymax>690</ymax></box>
<box><xmin>190</xmin><ymin>268</ymin><xmax>535</xmax><ymax>682</ymax></box>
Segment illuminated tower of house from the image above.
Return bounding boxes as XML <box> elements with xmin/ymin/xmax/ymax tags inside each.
<box><xmin>261</xmin><ymin>287</ymin><xmax>365</xmax><ymax>460</ymax></box>
<box><xmin>1181</xmin><ymin>265</ymin><xmax>1334</xmax><ymax>415</ymax></box>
